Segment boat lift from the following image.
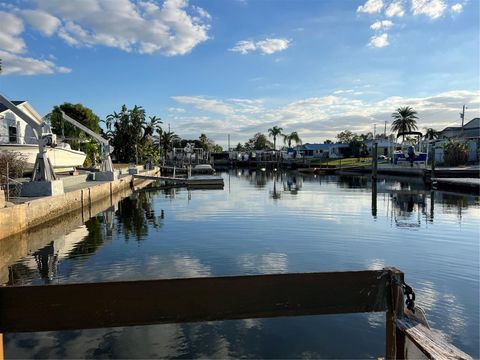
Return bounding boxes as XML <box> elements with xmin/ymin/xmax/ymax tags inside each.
<box><xmin>59</xmin><ymin>111</ymin><xmax>116</xmax><ymax>181</ymax></box>
<box><xmin>0</xmin><ymin>94</ymin><xmax>63</xmax><ymax>196</ymax></box>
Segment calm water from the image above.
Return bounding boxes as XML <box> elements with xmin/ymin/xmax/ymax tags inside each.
<box><xmin>3</xmin><ymin>171</ymin><xmax>479</xmax><ymax>358</ymax></box>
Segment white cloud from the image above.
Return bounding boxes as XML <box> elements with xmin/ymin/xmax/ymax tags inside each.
<box><xmin>411</xmin><ymin>0</ymin><xmax>447</xmax><ymax>19</ymax></box>
<box><xmin>230</xmin><ymin>40</ymin><xmax>257</xmax><ymax>54</ymax></box>
<box><xmin>168</xmin><ymin>107</ymin><xmax>186</xmax><ymax>113</ymax></box>
<box><xmin>0</xmin><ymin>11</ymin><xmax>26</xmax><ymax>54</ymax></box>
<box><xmin>370</xmin><ymin>20</ymin><xmax>393</xmax><ymax>30</ymax></box>
<box><xmin>256</xmin><ymin>38</ymin><xmax>290</xmax><ymax>55</ymax></box>
<box><xmin>451</xmin><ymin>3</ymin><xmax>463</xmax><ymax>13</ymax></box>
<box><xmin>169</xmin><ymin>90</ymin><xmax>480</xmax><ymax>145</ymax></box>
<box><xmin>230</xmin><ymin>38</ymin><xmax>290</xmax><ymax>55</ymax></box>
<box><xmin>0</xmin><ymin>11</ymin><xmax>69</xmax><ymax>75</ymax></box>
<box><xmin>385</xmin><ymin>1</ymin><xmax>405</xmax><ymax>17</ymax></box>
<box><xmin>369</xmin><ymin>33</ymin><xmax>389</xmax><ymax>47</ymax></box>
<box><xmin>357</xmin><ymin>0</ymin><xmax>384</xmax><ymax>13</ymax></box>
<box><xmin>18</xmin><ymin>0</ymin><xmax>211</xmax><ymax>56</ymax></box>
<box><xmin>20</xmin><ymin>9</ymin><xmax>61</xmax><ymax>36</ymax></box>
<box><xmin>0</xmin><ymin>50</ymin><xmax>71</xmax><ymax>75</ymax></box>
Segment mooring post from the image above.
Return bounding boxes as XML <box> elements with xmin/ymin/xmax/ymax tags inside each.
<box><xmin>0</xmin><ymin>333</ymin><xmax>4</xmax><ymax>360</ymax></box>
<box><xmin>372</xmin><ymin>143</ymin><xmax>378</xmax><ymax>181</ymax></box>
<box><xmin>385</xmin><ymin>268</ymin><xmax>406</xmax><ymax>360</ymax></box>
<box><xmin>431</xmin><ymin>144</ymin><xmax>435</xmax><ymax>180</ymax></box>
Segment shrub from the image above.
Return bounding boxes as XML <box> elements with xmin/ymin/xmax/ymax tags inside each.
<box><xmin>0</xmin><ymin>151</ymin><xmax>27</xmax><ymax>183</ymax></box>
<box><xmin>443</xmin><ymin>140</ymin><xmax>468</xmax><ymax>166</ymax></box>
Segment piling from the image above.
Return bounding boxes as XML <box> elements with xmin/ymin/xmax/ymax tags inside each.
<box><xmin>372</xmin><ymin>143</ymin><xmax>378</xmax><ymax>181</ymax></box>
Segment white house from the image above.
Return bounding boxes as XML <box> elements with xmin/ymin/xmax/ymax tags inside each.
<box><xmin>0</xmin><ymin>101</ymin><xmax>44</xmax><ymax>145</ymax></box>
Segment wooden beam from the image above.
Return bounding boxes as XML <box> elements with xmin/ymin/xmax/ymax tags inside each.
<box><xmin>0</xmin><ymin>270</ymin><xmax>390</xmax><ymax>333</ymax></box>
<box><xmin>395</xmin><ymin>316</ymin><xmax>472</xmax><ymax>360</ymax></box>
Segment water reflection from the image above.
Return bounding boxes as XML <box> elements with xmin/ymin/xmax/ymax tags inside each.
<box><xmin>2</xmin><ymin>170</ymin><xmax>479</xmax><ymax>358</ymax></box>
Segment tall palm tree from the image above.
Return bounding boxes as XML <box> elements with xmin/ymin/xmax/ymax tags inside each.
<box><xmin>391</xmin><ymin>106</ymin><xmax>418</xmax><ymax>141</ymax></box>
<box><xmin>160</xmin><ymin>131</ymin><xmax>180</xmax><ymax>156</ymax></box>
<box><xmin>283</xmin><ymin>131</ymin><xmax>302</xmax><ymax>148</ymax></box>
<box><xmin>142</xmin><ymin>115</ymin><xmax>162</xmax><ymax>143</ymax></box>
<box><xmin>268</xmin><ymin>126</ymin><xmax>283</xmax><ymax>150</ymax></box>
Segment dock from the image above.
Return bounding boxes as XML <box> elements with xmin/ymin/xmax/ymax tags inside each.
<box><xmin>133</xmin><ymin>174</ymin><xmax>224</xmax><ymax>187</ymax></box>
<box><xmin>431</xmin><ymin>178</ymin><xmax>480</xmax><ymax>193</ymax></box>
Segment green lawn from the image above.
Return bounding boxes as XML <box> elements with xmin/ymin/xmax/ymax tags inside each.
<box><xmin>310</xmin><ymin>157</ymin><xmax>373</xmax><ymax>167</ymax></box>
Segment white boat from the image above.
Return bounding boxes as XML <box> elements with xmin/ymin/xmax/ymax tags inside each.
<box><xmin>192</xmin><ymin>164</ymin><xmax>215</xmax><ymax>174</ymax></box>
<box><xmin>0</xmin><ymin>100</ymin><xmax>86</xmax><ymax>173</ymax></box>
<box><xmin>0</xmin><ymin>143</ymin><xmax>86</xmax><ymax>173</ymax></box>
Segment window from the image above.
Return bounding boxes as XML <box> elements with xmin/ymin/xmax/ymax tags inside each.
<box><xmin>8</xmin><ymin>126</ymin><xmax>17</xmax><ymax>143</ymax></box>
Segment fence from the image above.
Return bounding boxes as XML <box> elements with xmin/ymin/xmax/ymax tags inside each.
<box><xmin>0</xmin><ymin>162</ymin><xmax>23</xmax><ymax>201</ymax></box>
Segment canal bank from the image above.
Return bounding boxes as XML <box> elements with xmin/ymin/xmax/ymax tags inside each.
<box><xmin>0</xmin><ymin>167</ymin><xmax>160</xmax><ymax>241</ymax></box>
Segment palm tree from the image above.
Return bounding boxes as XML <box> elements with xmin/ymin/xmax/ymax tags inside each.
<box><xmin>268</xmin><ymin>126</ymin><xmax>283</xmax><ymax>150</ymax></box>
<box><xmin>142</xmin><ymin>115</ymin><xmax>162</xmax><ymax>143</ymax></box>
<box><xmin>160</xmin><ymin>131</ymin><xmax>180</xmax><ymax>157</ymax></box>
<box><xmin>283</xmin><ymin>131</ymin><xmax>302</xmax><ymax>148</ymax></box>
<box><xmin>424</xmin><ymin>128</ymin><xmax>438</xmax><ymax>141</ymax></box>
<box><xmin>391</xmin><ymin>106</ymin><xmax>418</xmax><ymax>141</ymax></box>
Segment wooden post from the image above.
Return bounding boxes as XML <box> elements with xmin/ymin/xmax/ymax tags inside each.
<box><xmin>372</xmin><ymin>143</ymin><xmax>378</xmax><ymax>180</ymax></box>
<box><xmin>385</xmin><ymin>268</ymin><xmax>405</xmax><ymax>360</ymax></box>
<box><xmin>0</xmin><ymin>333</ymin><xmax>4</xmax><ymax>360</ymax></box>
<box><xmin>431</xmin><ymin>144</ymin><xmax>435</xmax><ymax>180</ymax></box>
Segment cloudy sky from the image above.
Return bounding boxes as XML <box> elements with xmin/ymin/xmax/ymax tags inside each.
<box><xmin>0</xmin><ymin>0</ymin><xmax>479</xmax><ymax>146</ymax></box>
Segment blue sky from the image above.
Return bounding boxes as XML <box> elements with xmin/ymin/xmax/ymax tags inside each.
<box><xmin>0</xmin><ymin>0</ymin><xmax>479</xmax><ymax>146</ymax></box>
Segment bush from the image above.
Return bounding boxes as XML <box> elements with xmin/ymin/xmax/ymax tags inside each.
<box><xmin>443</xmin><ymin>140</ymin><xmax>468</xmax><ymax>166</ymax></box>
<box><xmin>0</xmin><ymin>152</ymin><xmax>27</xmax><ymax>183</ymax></box>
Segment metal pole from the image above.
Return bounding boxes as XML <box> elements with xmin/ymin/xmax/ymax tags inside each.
<box><xmin>6</xmin><ymin>161</ymin><xmax>9</xmax><ymax>202</ymax></box>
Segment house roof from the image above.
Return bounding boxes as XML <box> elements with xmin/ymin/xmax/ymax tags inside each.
<box><xmin>299</xmin><ymin>143</ymin><xmax>349</xmax><ymax>150</ymax></box>
<box><xmin>0</xmin><ymin>100</ymin><xmax>26</xmax><ymax>114</ymax></box>
<box><xmin>439</xmin><ymin>118</ymin><xmax>480</xmax><ymax>138</ymax></box>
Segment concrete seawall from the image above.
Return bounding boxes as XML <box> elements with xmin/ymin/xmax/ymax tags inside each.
<box><xmin>0</xmin><ymin>168</ymin><xmax>160</xmax><ymax>241</ymax></box>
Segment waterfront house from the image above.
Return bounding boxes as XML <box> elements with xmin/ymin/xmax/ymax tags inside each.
<box><xmin>435</xmin><ymin>118</ymin><xmax>480</xmax><ymax>164</ymax></box>
<box><xmin>296</xmin><ymin>143</ymin><xmax>349</xmax><ymax>159</ymax></box>
<box><xmin>0</xmin><ymin>100</ymin><xmax>44</xmax><ymax>144</ymax></box>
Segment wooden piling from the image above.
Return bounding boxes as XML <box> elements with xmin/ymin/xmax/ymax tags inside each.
<box><xmin>372</xmin><ymin>143</ymin><xmax>378</xmax><ymax>180</ymax></box>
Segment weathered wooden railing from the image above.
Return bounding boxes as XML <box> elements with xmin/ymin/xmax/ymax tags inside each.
<box><xmin>0</xmin><ymin>268</ymin><xmax>471</xmax><ymax>359</ymax></box>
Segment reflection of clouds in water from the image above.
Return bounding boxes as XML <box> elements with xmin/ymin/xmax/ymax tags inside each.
<box><xmin>242</xmin><ymin>318</ymin><xmax>263</xmax><ymax>330</ymax></box>
<box><xmin>366</xmin><ymin>258</ymin><xmax>385</xmax><ymax>270</ymax></box>
<box><xmin>366</xmin><ymin>312</ymin><xmax>384</xmax><ymax>328</ymax></box>
<box><xmin>238</xmin><ymin>253</ymin><xmax>288</xmax><ymax>274</ymax></box>
<box><xmin>415</xmin><ymin>280</ymin><xmax>468</xmax><ymax>343</ymax></box>
<box><xmin>64</xmin><ymin>255</ymin><xmax>211</xmax><ymax>283</ymax></box>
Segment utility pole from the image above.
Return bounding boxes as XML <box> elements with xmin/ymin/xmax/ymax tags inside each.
<box><xmin>460</xmin><ymin>105</ymin><xmax>466</xmax><ymax>136</ymax></box>
<box><xmin>384</xmin><ymin>120</ymin><xmax>387</xmax><ymax>137</ymax></box>
<box><xmin>373</xmin><ymin>123</ymin><xmax>376</xmax><ymax>139</ymax></box>
<box><xmin>228</xmin><ymin>134</ymin><xmax>230</xmax><ymax>151</ymax></box>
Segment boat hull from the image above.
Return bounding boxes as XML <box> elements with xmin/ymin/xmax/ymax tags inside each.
<box><xmin>0</xmin><ymin>144</ymin><xmax>87</xmax><ymax>173</ymax></box>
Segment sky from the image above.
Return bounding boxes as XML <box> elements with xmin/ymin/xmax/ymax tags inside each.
<box><xmin>0</xmin><ymin>0</ymin><xmax>479</xmax><ymax>147</ymax></box>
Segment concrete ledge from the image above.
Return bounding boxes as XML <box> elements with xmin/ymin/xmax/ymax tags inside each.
<box><xmin>93</xmin><ymin>171</ymin><xmax>118</xmax><ymax>181</ymax></box>
<box><xmin>0</xmin><ymin>167</ymin><xmax>159</xmax><ymax>240</ymax></box>
<box><xmin>21</xmin><ymin>180</ymin><xmax>65</xmax><ymax>197</ymax></box>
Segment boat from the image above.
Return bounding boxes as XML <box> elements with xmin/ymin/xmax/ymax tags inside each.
<box><xmin>192</xmin><ymin>164</ymin><xmax>215</xmax><ymax>174</ymax></box>
<box><xmin>392</xmin><ymin>131</ymin><xmax>428</xmax><ymax>168</ymax></box>
<box><xmin>0</xmin><ymin>100</ymin><xmax>87</xmax><ymax>173</ymax></box>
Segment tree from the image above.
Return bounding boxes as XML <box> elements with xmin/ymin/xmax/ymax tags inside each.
<box><xmin>268</xmin><ymin>126</ymin><xmax>283</xmax><ymax>150</ymax></box>
<box><xmin>424</xmin><ymin>128</ymin><xmax>438</xmax><ymax>141</ymax></box>
<box><xmin>336</xmin><ymin>130</ymin><xmax>356</xmax><ymax>144</ymax></box>
<box><xmin>283</xmin><ymin>131</ymin><xmax>302</xmax><ymax>148</ymax></box>
<box><xmin>391</xmin><ymin>106</ymin><xmax>418</xmax><ymax>141</ymax></box>
<box><xmin>235</xmin><ymin>142</ymin><xmax>246</xmax><ymax>151</ymax></box>
<box><xmin>106</xmin><ymin>105</ymin><xmax>162</xmax><ymax>164</ymax></box>
<box><xmin>324</xmin><ymin>139</ymin><xmax>333</xmax><ymax>144</ymax></box>
<box><xmin>160</xmin><ymin>131</ymin><xmax>180</xmax><ymax>156</ymax></box>
<box><xmin>246</xmin><ymin>133</ymin><xmax>273</xmax><ymax>150</ymax></box>
<box><xmin>49</xmin><ymin>103</ymin><xmax>101</xmax><ymax>167</ymax></box>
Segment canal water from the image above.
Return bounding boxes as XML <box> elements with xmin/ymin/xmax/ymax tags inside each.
<box><xmin>3</xmin><ymin>171</ymin><xmax>479</xmax><ymax>358</ymax></box>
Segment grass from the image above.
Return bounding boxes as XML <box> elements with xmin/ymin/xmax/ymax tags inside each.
<box><xmin>311</xmin><ymin>157</ymin><xmax>373</xmax><ymax>167</ymax></box>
